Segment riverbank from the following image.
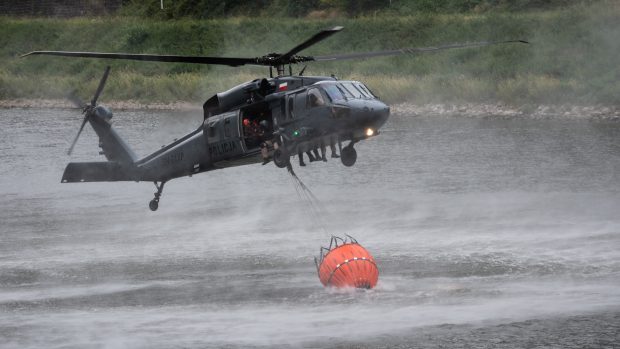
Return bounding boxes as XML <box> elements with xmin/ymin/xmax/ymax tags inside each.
<box><xmin>0</xmin><ymin>99</ymin><xmax>200</xmax><ymax>111</ymax></box>
<box><xmin>2</xmin><ymin>99</ymin><xmax>619</xmax><ymax>120</ymax></box>
<box><xmin>2</xmin><ymin>2</ymin><xmax>619</xmax><ymax>106</ymax></box>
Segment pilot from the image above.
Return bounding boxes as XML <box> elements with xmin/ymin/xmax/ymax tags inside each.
<box><xmin>308</xmin><ymin>90</ymin><xmax>325</xmax><ymax>108</ymax></box>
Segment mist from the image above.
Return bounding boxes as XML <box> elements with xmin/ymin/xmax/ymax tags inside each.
<box><xmin>1</xmin><ymin>107</ymin><xmax>619</xmax><ymax>348</ymax></box>
<box><xmin>2</xmin><ymin>1</ymin><xmax>620</xmax><ymax>347</ymax></box>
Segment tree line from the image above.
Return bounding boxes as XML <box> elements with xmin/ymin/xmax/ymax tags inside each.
<box><xmin>0</xmin><ymin>0</ymin><xmax>595</xmax><ymax>18</ymax></box>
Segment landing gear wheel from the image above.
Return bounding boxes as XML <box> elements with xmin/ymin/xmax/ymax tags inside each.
<box><xmin>273</xmin><ymin>148</ymin><xmax>290</xmax><ymax>168</ymax></box>
<box><xmin>149</xmin><ymin>181</ymin><xmax>166</xmax><ymax>211</ymax></box>
<box><xmin>341</xmin><ymin>146</ymin><xmax>357</xmax><ymax>167</ymax></box>
<box><xmin>149</xmin><ymin>199</ymin><xmax>159</xmax><ymax>211</ymax></box>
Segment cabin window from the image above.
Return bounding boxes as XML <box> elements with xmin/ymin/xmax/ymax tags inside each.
<box><xmin>208</xmin><ymin>122</ymin><xmax>217</xmax><ymax>138</ymax></box>
<box><xmin>224</xmin><ymin>118</ymin><xmax>231</xmax><ymax>138</ymax></box>
<box><xmin>287</xmin><ymin>95</ymin><xmax>295</xmax><ymax>119</ymax></box>
<box><xmin>294</xmin><ymin>93</ymin><xmax>306</xmax><ymax>114</ymax></box>
<box><xmin>280</xmin><ymin>99</ymin><xmax>286</xmax><ymax>118</ymax></box>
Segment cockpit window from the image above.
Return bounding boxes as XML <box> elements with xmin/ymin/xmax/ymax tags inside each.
<box><xmin>354</xmin><ymin>84</ymin><xmax>371</xmax><ymax>98</ymax></box>
<box><xmin>341</xmin><ymin>82</ymin><xmax>367</xmax><ymax>99</ymax></box>
<box><xmin>337</xmin><ymin>83</ymin><xmax>355</xmax><ymax>99</ymax></box>
<box><xmin>323</xmin><ymin>84</ymin><xmax>346</xmax><ymax>102</ymax></box>
<box><xmin>355</xmin><ymin>83</ymin><xmax>375</xmax><ymax>98</ymax></box>
<box><xmin>307</xmin><ymin>88</ymin><xmax>325</xmax><ymax>108</ymax></box>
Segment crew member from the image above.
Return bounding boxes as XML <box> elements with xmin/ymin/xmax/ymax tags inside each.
<box><xmin>330</xmin><ymin>134</ymin><xmax>340</xmax><ymax>158</ymax></box>
<box><xmin>259</xmin><ymin>119</ymin><xmax>275</xmax><ymax>165</ymax></box>
<box><xmin>298</xmin><ymin>148</ymin><xmax>316</xmax><ymax>167</ymax></box>
<box><xmin>312</xmin><ymin>147</ymin><xmax>321</xmax><ymax>162</ymax></box>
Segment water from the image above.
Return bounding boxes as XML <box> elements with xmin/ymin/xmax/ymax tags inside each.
<box><xmin>1</xmin><ymin>108</ymin><xmax>619</xmax><ymax>348</ymax></box>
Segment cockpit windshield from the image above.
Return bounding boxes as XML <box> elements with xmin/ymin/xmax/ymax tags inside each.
<box><xmin>321</xmin><ymin>81</ymin><xmax>377</xmax><ymax>103</ymax></box>
<box><xmin>320</xmin><ymin>82</ymin><xmax>376</xmax><ymax>101</ymax></box>
<box><xmin>355</xmin><ymin>83</ymin><xmax>376</xmax><ymax>98</ymax></box>
<box><xmin>323</xmin><ymin>84</ymin><xmax>347</xmax><ymax>102</ymax></box>
<box><xmin>341</xmin><ymin>82</ymin><xmax>364</xmax><ymax>99</ymax></box>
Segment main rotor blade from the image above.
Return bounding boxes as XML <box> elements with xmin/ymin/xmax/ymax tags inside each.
<box><xmin>312</xmin><ymin>40</ymin><xmax>529</xmax><ymax>62</ymax></box>
<box><xmin>21</xmin><ymin>51</ymin><xmax>258</xmax><ymax>67</ymax></box>
<box><xmin>280</xmin><ymin>26</ymin><xmax>344</xmax><ymax>61</ymax></box>
<box><xmin>68</xmin><ymin>115</ymin><xmax>88</xmax><ymax>156</ymax></box>
<box><xmin>92</xmin><ymin>66</ymin><xmax>111</xmax><ymax>106</ymax></box>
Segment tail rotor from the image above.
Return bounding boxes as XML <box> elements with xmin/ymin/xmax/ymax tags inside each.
<box><xmin>67</xmin><ymin>114</ymin><xmax>89</xmax><ymax>156</ymax></box>
<box><xmin>91</xmin><ymin>65</ymin><xmax>110</xmax><ymax>107</ymax></box>
<box><xmin>66</xmin><ymin>89</ymin><xmax>85</xmax><ymax>110</ymax></box>
<box><xmin>67</xmin><ymin>66</ymin><xmax>111</xmax><ymax>156</ymax></box>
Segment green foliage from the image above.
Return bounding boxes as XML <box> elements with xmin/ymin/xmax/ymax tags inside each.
<box><xmin>116</xmin><ymin>0</ymin><xmax>600</xmax><ymax>18</ymax></box>
<box><xmin>119</xmin><ymin>0</ymin><xmax>272</xmax><ymax>19</ymax></box>
<box><xmin>279</xmin><ymin>0</ymin><xmax>321</xmax><ymax>17</ymax></box>
<box><xmin>1</xmin><ymin>1</ymin><xmax>619</xmax><ymax>105</ymax></box>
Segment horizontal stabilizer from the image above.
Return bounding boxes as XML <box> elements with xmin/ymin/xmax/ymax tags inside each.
<box><xmin>61</xmin><ymin>162</ymin><xmax>135</xmax><ymax>183</ymax></box>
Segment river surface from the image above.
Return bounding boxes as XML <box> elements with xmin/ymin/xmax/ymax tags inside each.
<box><xmin>1</xmin><ymin>108</ymin><xmax>619</xmax><ymax>348</ymax></box>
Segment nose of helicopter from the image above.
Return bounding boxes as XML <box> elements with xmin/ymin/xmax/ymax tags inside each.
<box><xmin>360</xmin><ymin>99</ymin><xmax>390</xmax><ymax>135</ymax></box>
<box><xmin>373</xmin><ymin>100</ymin><xmax>390</xmax><ymax>128</ymax></box>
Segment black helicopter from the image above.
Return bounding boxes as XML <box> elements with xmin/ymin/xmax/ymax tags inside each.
<box><xmin>22</xmin><ymin>26</ymin><xmax>526</xmax><ymax>211</ymax></box>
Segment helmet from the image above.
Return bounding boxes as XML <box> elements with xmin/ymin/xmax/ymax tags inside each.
<box><xmin>259</xmin><ymin>120</ymin><xmax>269</xmax><ymax>129</ymax></box>
<box><xmin>243</xmin><ymin>118</ymin><xmax>250</xmax><ymax>126</ymax></box>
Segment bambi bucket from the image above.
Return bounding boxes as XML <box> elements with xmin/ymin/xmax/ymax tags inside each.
<box><xmin>315</xmin><ymin>236</ymin><xmax>379</xmax><ymax>289</ymax></box>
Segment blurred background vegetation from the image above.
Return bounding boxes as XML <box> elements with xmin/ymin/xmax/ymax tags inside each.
<box><xmin>0</xmin><ymin>0</ymin><xmax>599</xmax><ymax>18</ymax></box>
<box><xmin>116</xmin><ymin>0</ymin><xmax>594</xmax><ymax>18</ymax></box>
<box><xmin>0</xmin><ymin>0</ymin><xmax>618</xmax><ymax>105</ymax></box>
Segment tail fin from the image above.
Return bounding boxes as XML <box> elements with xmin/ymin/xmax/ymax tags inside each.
<box><xmin>62</xmin><ymin>107</ymin><xmax>139</xmax><ymax>183</ymax></box>
<box><xmin>88</xmin><ymin>106</ymin><xmax>137</xmax><ymax>164</ymax></box>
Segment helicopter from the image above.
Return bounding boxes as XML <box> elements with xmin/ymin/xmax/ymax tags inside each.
<box><xmin>22</xmin><ymin>26</ymin><xmax>527</xmax><ymax>211</ymax></box>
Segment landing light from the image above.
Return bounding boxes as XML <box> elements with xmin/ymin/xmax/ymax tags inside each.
<box><xmin>365</xmin><ymin>128</ymin><xmax>374</xmax><ymax>137</ymax></box>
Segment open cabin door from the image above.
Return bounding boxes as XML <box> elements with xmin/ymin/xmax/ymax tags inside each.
<box><xmin>239</xmin><ymin>101</ymin><xmax>273</xmax><ymax>152</ymax></box>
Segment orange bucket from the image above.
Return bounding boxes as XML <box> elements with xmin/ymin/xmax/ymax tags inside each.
<box><xmin>315</xmin><ymin>236</ymin><xmax>378</xmax><ymax>289</ymax></box>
